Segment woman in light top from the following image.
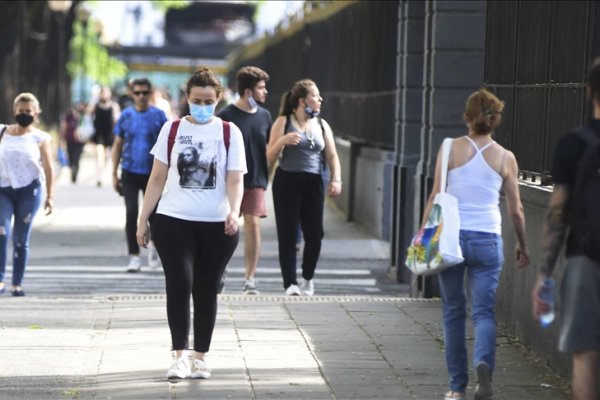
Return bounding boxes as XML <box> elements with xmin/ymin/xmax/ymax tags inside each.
<box><xmin>420</xmin><ymin>89</ymin><xmax>529</xmax><ymax>400</ymax></box>
<box><xmin>266</xmin><ymin>79</ymin><xmax>342</xmax><ymax>296</ymax></box>
<box><xmin>136</xmin><ymin>67</ymin><xmax>246</xmax><ymax>380</ymax></box>
<box><xmin>0</xmin><ymin>92</ymin><xmax>54</xmax><ymax>297</ymax></box>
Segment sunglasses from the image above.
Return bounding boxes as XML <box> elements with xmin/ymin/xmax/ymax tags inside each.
<box><xmin>133</xmin><ymin>91</ymin><xmax>150</xmax><ymax>96</ymax></box>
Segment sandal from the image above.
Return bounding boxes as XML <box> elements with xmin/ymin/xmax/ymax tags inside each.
<box><xmin>444</xmin><ymin>391</ymin><xmax>465</xmax><ymax>400</ymax></box>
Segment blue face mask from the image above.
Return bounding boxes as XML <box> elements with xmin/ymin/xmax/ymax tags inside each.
<box><xmin>304</xmin><ymin>105</ymin><xmax>319</xmax><ymax>118</ymax></box>
<box><xmin>248</xmin><ymin>96</ymin><xmax>259</xmax><ymax>109</ymax></box>
<box><xmin>189</xmin><ymin>103</ymin><xmax>216</xmax><ymax>124</ymax></box>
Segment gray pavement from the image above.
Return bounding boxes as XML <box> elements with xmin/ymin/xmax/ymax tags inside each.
<box><xmin>0</xmin><ymin>147</ymin><xmax>570</xmax><ymax>399</ymax></box>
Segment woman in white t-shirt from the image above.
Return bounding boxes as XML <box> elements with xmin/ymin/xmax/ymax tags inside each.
<box><xmin>136</xmin><ymin>68</ymin><xmax>246</xmax><ymax>380</ymax></box>
<box><xmin>0</xmin><ymin>92</ymin><xmax>54</xmax><ymax>297</ymax></box>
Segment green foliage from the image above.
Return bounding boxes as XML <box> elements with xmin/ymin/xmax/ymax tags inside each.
<box><xmin>67</xmin><ymin>19</ymin><xmax>128</xmax><ymax>86</ymax></box>
<box><xmin>150</xmin><ymin>0</ymin><xmax>190</xmax><ymax>11</ymax></box>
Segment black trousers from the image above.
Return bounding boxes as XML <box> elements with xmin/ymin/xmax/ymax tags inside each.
<box><xmin>121</xmin><ymin>170</ymin><xmax>150</xmax><ymax>255</ymax></box>
<box><xmin>152</xmin><ymin>214</ymin><xmax>239</xmax><ymax>352</ymax></box>
<box><xmin>66</xmin><ymin>141</ymin><xmax>85</xmax><ymax>183</ymax></box>
<box><xmin>272</xmin><ymin>168</ymin><xmax>324</xmax><ymax>289</ymax></box>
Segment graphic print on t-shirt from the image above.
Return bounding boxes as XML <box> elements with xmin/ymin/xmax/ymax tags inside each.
<box><xmin>176</xmin><ymin>137</ymin><xmax>217</xmax><ymax>189</ymax></box>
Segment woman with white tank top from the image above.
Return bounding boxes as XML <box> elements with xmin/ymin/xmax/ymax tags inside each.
<box><xmin>420</xmin><ymin>89</ymin><xmax>530</xmax><ymax>400</ymax></box>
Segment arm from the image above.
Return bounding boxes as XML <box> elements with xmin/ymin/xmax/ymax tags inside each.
<box><xmin>502</xmin><ymin>151</ymin><xmax>529</xmax><ymax>269</ymax></box>
<box><xmin>112</xmin><ymin>103</ymin><xmax>121</xmax><ymax>122</ymax></box>
<box><xmin>136</xmin><ymin>159</ymin><xmax>168</xmax><ymax>248</ymax></box>
<box><xmin>111</xmin><ymin>135</ymin><xmax>123</xmax><ymax>193</ymax></box>
<box><xmin>531</xmin><ymin>184</ymin><xmax>570</xmax><ymax>319</ymax></box>
<box><xmin>321</xmin><ymin>119</ymin><xmax>342</xmax><ymax>197</ymax></box>
<box><xmin>420</xmin><ymin>146</ymin><xmax>444</xmax><ymax>228</ymax></box>
<box><xmin>39</xmin><ymin>138</ymin><xmax>55</xmax><ymax>215</ymax></box>
<box><xmin>266</xmin><ymin>116</ymin><xmax>302</xmax><ymax>164</ymax></box>
<box><xmin>224</xmin><ymin>170</ymin><xmax>244</xmax><ymax>236</ymax></box>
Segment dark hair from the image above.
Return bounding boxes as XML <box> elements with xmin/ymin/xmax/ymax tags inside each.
<box><xmin>587</xmin><ymin>57</ymin><xmax>600</xmax><ymax>104</ymax></box>
<box><xmin>463</xmin><ymin>88</ymin><xmax>505</xmax><ymax>134</ymax></box>
<box><xmin>236</xmin><ymin>66</ymin><xmax>269</xmax><ymax>96</ymax></box>
<box><xmin>129</xmin><ymin>77</ymin><xmax>152</xmax><ymax>90</ymax></box>
<box><xmin>278</xmin><ymin>79</ymin><xmax>316</xmax><ymax>116</ymax></box>
<box><xmin>186</xmin><ymin>67</ymin><xmax>222</xmax><ymax>97</ymax></box>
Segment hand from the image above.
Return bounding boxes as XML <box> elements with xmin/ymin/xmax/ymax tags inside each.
<box><xmin>44</xmin><ymin>198</ymin><xmax>54</xmax><ymax>215</ymax></box>
<box><xmin>136</xmin><ymin>220</ymin><xmax>150</xmax><ymax>248</ymax></box>
<box><xmin>328</xmin><ymin>181</ymin><xmax>342</xmax><ymax>197</ymax></box>
<box><xmin>112</xmin><ymin>175</ymin><xmax>122</xmax><ymax>195</ymax></box>
<box><xmin>531</xmin><ymin>273</ymin><xmax>551</xmax><ymax>321</ymax></box>
<box><xmin>515</xmin><ymin>243</ymin><xmax>529</xmax><ymax>269</ymax></box>
<box><xmin>283</xmin><ymin>132</ymin><xmax>302</xmax><ymax>146</ymax></box>
<box><xmin>224</xmin><ymin>212</ymin><xmax>239</xmax><ymax>236</ymax></box>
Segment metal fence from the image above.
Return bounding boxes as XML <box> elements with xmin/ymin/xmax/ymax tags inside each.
<box><xmin>227</xmin><ymin>1</ymin><xmax>399</xmax><ymax>149</ymax></box>
<box><xmin>485</xmin><ymin>0</ymin><xmax>597</xmax><ymax>183</ymax></box>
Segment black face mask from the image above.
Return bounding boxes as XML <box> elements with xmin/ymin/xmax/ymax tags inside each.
<box><xmin>15</xmin><ymin>113</ymin><xmax>34</xmax><ymax>127</ymax></box>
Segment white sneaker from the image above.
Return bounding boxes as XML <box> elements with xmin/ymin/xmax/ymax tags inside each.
<box><xmin>147</xmin><ymin>243</ymin><xmax>160</xmax><ymax>269</ymax></box>
<box><xmin>243</xmin><ymin>278</ymin><xmax>259</xmax><ymax>295</ymax></box>
<box><xmin>300</xmin><ymin>279</ymin><xmax>314</xmax><ymax>296</ymax></box>
<box><xmin>190</xmin><ymin>358</ymin><xmax>211</xmax><ymax>379</ymax></box>
<box><xmin>126</xmin><ymin>256</ymin><xmax>142</xmax><ymax>273</ymax></box>
<box><xmin>285</xmin><ymin>284</ymin><xmax>301</xmax><ymax>296</ymax></box>
<box><xmin>165</xmin><ymin>357</ymin><xmax>191</xmax><ymax>379</ymax></box>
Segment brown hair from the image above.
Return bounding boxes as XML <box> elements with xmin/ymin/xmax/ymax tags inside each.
<box><xmin>463</xmin><ymin>88</ymin><xmax>504</xmax><ymax>134</ymax></box>
<box><xmin>278</xmin><ymin>79</ymin><xmax>316</xmax><ymax>116</ymax></box>
<box><xmin>185</xmin><ymin>67</ymin><xmax>222</xmax><ymax>97</ymax></box>
<box><xmin>236</xmin><ymin>66</ymin><xmax>269</xmax><ymax>96</ymax></box>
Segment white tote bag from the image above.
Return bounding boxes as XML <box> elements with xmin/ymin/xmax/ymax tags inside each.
<box><xmin>405</xmin><ymin>138</ymin><xmax>464</xmax><ymax>276</ymax></box>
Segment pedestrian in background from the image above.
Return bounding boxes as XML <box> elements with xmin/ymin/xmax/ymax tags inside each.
<box><xmin>60</xmin><ymin>102</ymin><xmax>86</xmax><ymax>184</ymax></box>
<box><xmin>0</xmin><ymin>92</ymin><xmax>54</xmax><ymax>297</ymax></box>
<box><xmin>421</xmin><ymin>89</ymin><xmax>529</xmax><ymax>400</ymax></box>
<box><xmin>136</xmin><ymin>67</ymin><xmax>246</xmax><ymax>379</ymax></box>
<box><xmin>90</xmin><ymin>86</ymin><xmax>120</xmax><ymax>187</ymax></box>
<box><xmin>532</xmin><ymin>58</ymin><xmax>600</xmax><ymax>400</ymax></box>
<box><xmin>217</xmin><ymin>66</ymin><xmax>272</xmax><ymax>295</ymax></box>
<box><xmin>266</xmin><ymin>79</ymin><xmax>342</xmax><ymax>296</ymax></box>
<box><xmin>151</xmin><ymin>87</ymin><xmax>174</xmax><ymax>120</ymax></box>
<box><xmin>112</xmin><ymin>77</ymin><xmax>167</xmax><ymax>272</ymax></box>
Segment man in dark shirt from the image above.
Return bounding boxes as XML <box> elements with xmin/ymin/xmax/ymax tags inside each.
<box><xmin>217</xmin><ymin>66</ymin><xmax>272</xmax><ymax>294</ymax></box>
<box><xmin>532</xmin><ymin>57</ymin><xmax>600</xmax><ymax>400</ymax></box>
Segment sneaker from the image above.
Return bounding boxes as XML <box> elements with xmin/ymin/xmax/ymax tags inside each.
<box><xmin>147</xmin><ymin>243</ymin><xmax>160</xmax><ymax>269</ymax></box>
<box><xmin>243</xmin><ymin>278</ymin><xmax>259</xmax><ymax>295</ymax></box>
<box><xmin>165</xmin><ymin>357</ymin><xmax>191</xmax><ymax>379</ymax></box>
<box><xmin>190</xmin><ymin>358</ymin><xmax>211</xmax><ymax>379</ymax></box>
<box><xmin>126</xmin><ymin>256</ymin><xmax>142</xmax><ymax>273</ymax></box>
<box><xmin>300</xmin><ymin>279</ymin><xmax>314</xmax><ymax>296</ymax></box>
<box><xmin>474</xmin><ymin>363</ymin><xmax>493</xmax><ymax>400</ymax></box>
<box><xmin>285</xmin><ymin>284</ymin><xmax>301</xmax><ymax>296</ymax></box>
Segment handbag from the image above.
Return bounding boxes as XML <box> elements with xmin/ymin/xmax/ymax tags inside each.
<box><xmin>405</xmin><ymin>138</ymin><xmax>464</xmax><ymax>275</ymax></box>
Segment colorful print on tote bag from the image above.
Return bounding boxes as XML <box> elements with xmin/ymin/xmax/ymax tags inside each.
<box><xmin>405</xmin><ymin>138</ymin><xmax>463</xmax><ymax>276</ymax></box>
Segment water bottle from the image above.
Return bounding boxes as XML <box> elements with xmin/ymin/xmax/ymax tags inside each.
<box><xmin>539</xmin><ymin>278</ymin><xmax>555</xmax><ymax>328</ymax></box>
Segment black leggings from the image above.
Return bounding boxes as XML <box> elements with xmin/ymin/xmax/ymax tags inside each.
<box><xmin>152</xmin><ymin>214</ymin><xmax>239</xmax><ymax>353</ymax></box>
<box><xmin>272</xmin><ymin>168</ymin><xmax>324</xmax><ymax>289</ymax></box>
<box><xmin>121</xmin><ymin>170</ymin><xmax>150</xmax><ymax>255</ymax></box>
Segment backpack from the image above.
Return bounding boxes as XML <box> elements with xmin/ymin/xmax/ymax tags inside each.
<box><xmin>569</xmin><ymin>126</ymin><xmax>600</xmax><ymax>263</ymax></box>
<box><xmin>167</xmin><ymin>119</ymin><xmax>230</xmax><ymax>167</ymax></box>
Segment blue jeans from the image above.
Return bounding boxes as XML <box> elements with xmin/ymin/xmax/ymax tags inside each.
<box><xmin>437</xmin><ymin>230</ymin><xmax>504</xmax><ymax>393</ymax></box>
<box><xmin>0</xmin><ymin>179</ymin><xmax>42</xmax><ymax>286</ymax></box>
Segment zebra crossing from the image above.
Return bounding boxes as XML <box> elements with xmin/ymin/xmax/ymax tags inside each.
<box><xmin>5</xmin><ymin>258</ymin><xmax>399</xmax><ymax>298</ymax></box>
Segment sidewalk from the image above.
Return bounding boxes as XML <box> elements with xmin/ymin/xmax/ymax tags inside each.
<box><xmin>0</xmin><ymin>148</ymin><xmax>570</xmax><ymax>399</ymax></box>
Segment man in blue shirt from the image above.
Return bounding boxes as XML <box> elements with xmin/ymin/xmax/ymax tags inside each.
<box><xmin>112</xmin><ymin>78</ymin><xmax>167</xmax><ymax>272</ymax></box>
